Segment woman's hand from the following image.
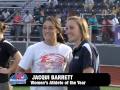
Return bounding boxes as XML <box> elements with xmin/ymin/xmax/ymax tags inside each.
<box><xmin>0</xmin><ymin>67</ymin><xmax>10</xmax><ymax>74</ymax></box>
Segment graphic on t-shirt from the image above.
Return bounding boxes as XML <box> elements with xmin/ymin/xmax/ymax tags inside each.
<box><xmin>36</xmin><ymin>53</ymin><xmax>65</xmax><ymax>73</ymax></box>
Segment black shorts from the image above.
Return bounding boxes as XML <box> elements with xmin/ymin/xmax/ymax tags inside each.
<box><xmin>92</xmin><ymin>30</ymin><xmax>99</xmax><ymax>35</ymax></box>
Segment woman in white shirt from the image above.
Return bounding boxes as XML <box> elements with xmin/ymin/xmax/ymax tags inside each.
<box><xmin>18</xmin><ymin>16</ymin><xmax>73</xmax><ymax>90</ymax></box>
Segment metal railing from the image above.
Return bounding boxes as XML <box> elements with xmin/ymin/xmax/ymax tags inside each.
<box><xmin>4</xmin><ymin>23</ymin><xmax>120</xmax><ymax>46</ymax></box>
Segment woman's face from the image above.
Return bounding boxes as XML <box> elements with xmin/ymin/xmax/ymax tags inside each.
<box><xmin>66</xmin><ymin>20</ymin><xmax>82</xmax><ymax>43</ymax></box>
<box><xmin>43</xmin><ymin>21</ymin><xmax>57</xmax><ymax>42</ymax></box>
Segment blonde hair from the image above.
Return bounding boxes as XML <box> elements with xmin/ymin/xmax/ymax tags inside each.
<box><xmin>0</xmin><ymin>22</ymin><xmax>6</xmax><ymax>33</ymax></box>
<box><xmin>67</xmin><ymin>16</ymin><xmax>90</xmax><ymax>41</ymax></box>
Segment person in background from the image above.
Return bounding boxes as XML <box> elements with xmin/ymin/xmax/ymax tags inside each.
<box><xmin>23</xmin><ymin>10</ymin><xmax>33</xmax><ymax>39</ymax></box>
<box><xmin>0</xmin><ymin>22</ymin><xmax>22</xmax><ymax>90</ymax></box>
<box><xmin>111</xmin><ymin>15</ymin><xmax>119</xmax><ymax>42</ymax></box>
<box><xmin>102</xmin><ymin>16</ymin><xmax>113</xmax><ymax>43</ymax></box>
<box><xmin>103</xmin><ymin>0</ymin><xmax>109</xmax><ymax>8</ymax></box>
<box><xmin>2</xmin><ymin>9</ymin><xmax>10</xmax><ymax>20</ymax></box>
<box><xmin>101</xmin><ymin>4</ymin><xmax>108</xmax><ymax>15</ymax></box>
<box><xmin>88</xmin><ymin>13</ymin><xmax>99</xmax><ymax>42</ymax></box>
<box><xmin>112</xmin><ymin>6</ymin><xmax>119</xmax><ymax>15</ymax></box>
<box><xmin>48</xmin><ymin>0</ymin><xmax>58</xmax><ymax>7</ymax></box>
<box><xmin>23</xmin><ymin>10</ymin><xmax>33</xmax><ymax>23</ymax></box>
<box><xmin>84</xmin><ymin>0</ymin><xmax>94</xmax><ymax>10</ymax></box>
<box><xmin>39</xmin><ymin>8</ymin><xmax>45</xmax><ymax>24</ymax></box>
<box><xmin>109</xmin><ymin>0</ymin><xmax>115</xmax><ymax>6</ymax></box>
<box><xmin>66</xmin><ymin>16</ymin><xmax>100</xmax><ymax>90</ymax></box>
<box><xmin>18</xmin><ymin>16</ymin><xmax>73</xmax><ymax>90</ymax></box>
<box><xmin>112</xmin><ymin>15</ymin><xmax>119</xmax><ymax>32</ymax></box>
<box><xmin>0</xmin><ymin>10</ymin><xmax>4</xmax><ymax>21</ymax></box>
<box><xmin>33</xmin><ymin>7</ymin><xmax>45</xmax><ymax>41</ymax></box>
<box><xmin>52</xmin><ymin>0</ymin><xmax>58</xmax><ymax>7</ymax></box>
<box><xmin>13</xmin><ymin>11</ymin><xmax>22</xmax><ymax>41</ymax></box>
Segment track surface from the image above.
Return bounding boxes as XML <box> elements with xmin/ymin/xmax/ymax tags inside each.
<box><xmin>100</xmin><ymin>66</ymin><xmax>120</xmax><ymax>86</ymax></box>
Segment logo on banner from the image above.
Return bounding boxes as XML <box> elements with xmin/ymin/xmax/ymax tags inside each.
<box><xmin>9</xmin><ymin>72</ymin><xmax>28</xmax><ymax>85</ymax></box>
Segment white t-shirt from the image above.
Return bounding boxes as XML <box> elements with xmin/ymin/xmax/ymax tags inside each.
<box><xmin>23</xmin><ymin>14</ymin><xmax>33</xmax><ymax>23</ymax></box>
<box><xmin>19</xmin><ymin>41</ymin><xmax>73</xmax><ymax>90</ymax></box>
<box><xmin>85</xmin><ymin>0</ymin><xmax>94</xmax><ymax>4</ymax></box>
<box><xmin>112</xmin><ymin>17</ymin><xmax>119</xmax><ymax>26</ymax></box>
<box><xmin>112</xmin><ymin>17</ymin><xmax>119</xmax><ymax>31</ymax></box>
<box><xmin>2</xmin><ymin>11</ymin><xmax>10</xmax><ymax>19</ymax></box>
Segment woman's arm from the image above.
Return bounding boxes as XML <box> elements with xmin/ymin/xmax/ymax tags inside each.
<box><xmin>83</xmin><ymin>67</ymin><xmax>94</xmax><ymax>73</ymax></box>
<box><xmin>0</xmin><ymin>51</ymin><xmax>22</xmax><ymax>74</ymax></box>
<box><xmin>8</xmin><ymin>51</ymin><xmax>22</xmax><ymax>73</ymax></box>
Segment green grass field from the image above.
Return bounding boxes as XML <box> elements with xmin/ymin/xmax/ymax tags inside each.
<box><xmin>13</xmin><ymin>86</ymin><xmax>120</xmax><ymax>90</ymax></box>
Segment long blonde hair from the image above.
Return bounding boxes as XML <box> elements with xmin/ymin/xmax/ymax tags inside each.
<box><xmin>67</xmin><ymin>16</ymin><xmax>90</xmax><ymax>41</ymax></box>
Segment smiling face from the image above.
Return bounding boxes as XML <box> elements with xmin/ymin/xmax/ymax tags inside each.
<box><xmin>66</xmin><ymin>16</ymin><xmax>90</xmax><ymax>43</ymax></box>
<box><xmin>43</xmin><ymin>20</ymin><xmax>58</xmax><ymax>43</ymax></box>
<box><xmin>66</xmin><ymin>20</ymin><xmax>82</xmax><ymax>43</ymax></box>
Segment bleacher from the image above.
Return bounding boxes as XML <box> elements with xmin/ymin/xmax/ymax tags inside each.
<box><xmin>0</xmin><ymin>0</ymin><xmax>37</xmax><ymax>40</ymax></box>
<box><xmin>41</xmin><ymin>0</ymin><xmax>120</xmax><ymax>26</ymax></box>
<box><xmin>0</xmin><ymin>0</ymin><xmax>28</xmax><ymax>7</ymax></box>
<box><xmin>0</xmin><ymin>0</ymin><xmax>120</xmax><ymax>43</ymax></box>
